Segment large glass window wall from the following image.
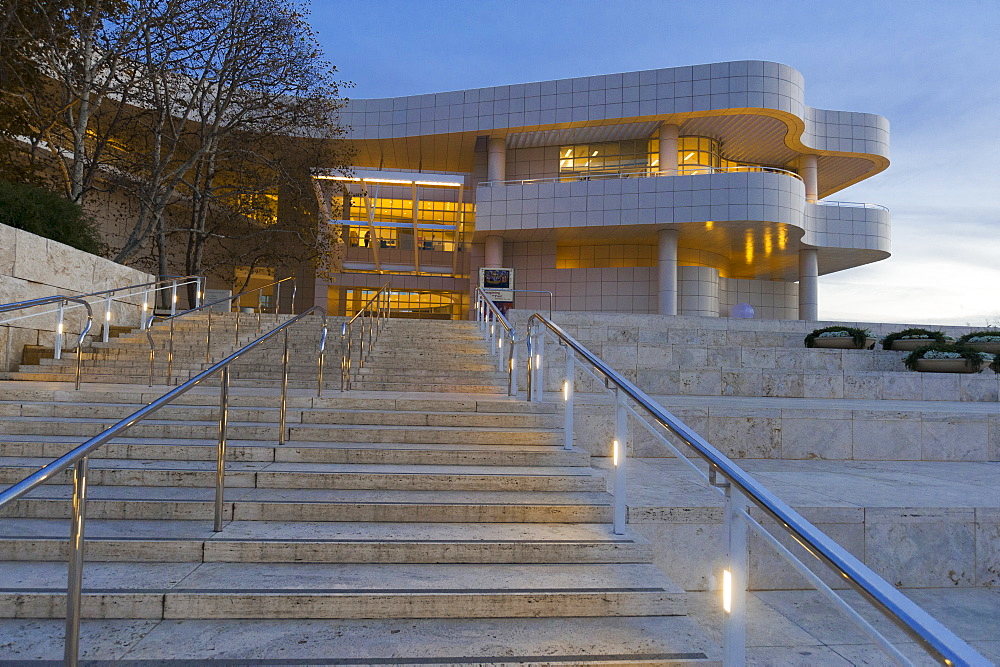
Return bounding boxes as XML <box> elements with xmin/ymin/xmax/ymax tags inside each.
<box><xmin>558</xmin><ymin>140</ymin><xmax>655</xmax><ymax>180</ymax></box>
<box><xmin>557</xmin><ymin>137</ymin><xmax>778</xmax><ymax>179</ymax></box>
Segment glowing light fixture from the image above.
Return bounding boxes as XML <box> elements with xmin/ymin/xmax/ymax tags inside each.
<box><xmin>723</xmin><ymin>569</ymin><xmax>733</xmax><ymax>613</ymax></box>
<box><xmin>562</xmin><ymin>380</ymin><xmax>569</xmax><ymax>401</ymax></box>
<box><xmin>105</xmin><ymin>311</ymin><xmax>111</xmax><ymax>321</ymax></box>
<box><xmin>57</xmin><ymin>322</ymin><xmax>63</xmax><ymax>334</ymax></box>
<box><xmin>613</xmin><ymin>439</ymin><xmax>620</xmax><ymax>466</ymax></box>
<box><xmin>684</xmin><ymin>152</ymin><xmax>695</xmax><ymax>161</ymax></box>
<box><xmin>318</xmin><ymin>175</ymin><xmax>462</xmax><ymax>188</ymax></box>
<box><xmin>591</xmin><ymin>150</ymin><xmax>598</xmax><ymax>157</ymax></box>
<box><xmin>535</xmin><ymin>354</ymin><xmax>540</xmax><ymax>369</ymax></box>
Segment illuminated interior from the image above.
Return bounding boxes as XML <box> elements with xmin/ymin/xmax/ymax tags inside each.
<box><xmin>557</xmin><ymin>137</ymin><xmax>773</xmax><ymax>177</ymax></box>
<box><xmin>334</xmin><ymin>288</ymin><xmax>466</xmax><ymax>320</ymax></box>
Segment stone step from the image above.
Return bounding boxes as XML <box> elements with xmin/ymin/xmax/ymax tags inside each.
<box><xmin>0</xmin><ymin>519</ymin><xmax>647</xmax><ymax>564</ymax></box>
<box><xmin>0</xmin><ymin>458</ymin><xmax>606</xmax><ymax>492</ymax></box>
<box><xmin>0</xmin><ymin>415</ymin><xmax>559</xmax><ymax>444</ymax></box>
<box><xmin>0</xmin><ymin>435</ymin><xmax>589</xmax><ymax>466</ymax></box>
<box><xmin>348</xmin><ymin>381</ymin><xmax>507</xmax><ymax>394</ymax></box>
<box><xmin>3</xmin><ymin>403</ymin><xmax>559</xmax><ymax>428</ymax></box>
<box><xmin>0</xmin><ymin>616</ymin><xmax>718</xmax><ymax>663</ymax></box>
<box><xmin>0</xmin><ymin>486</ymin><xmax>612</xmax><ymax>522</ymax></box>
<box><xmin>0</xmin><ymin>561</ymin><xmax>682</xmax><ymax>620</ymax></box>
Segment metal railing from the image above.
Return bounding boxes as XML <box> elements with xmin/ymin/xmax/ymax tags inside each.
<box><xmin>145</xmin><ymin>277</ymin><xmax>297</xmax><ymax>386</ymax></box>
<box><xmin>340</xmin><ymin>281</ymin><xmax>391</xmax><ymax>391</ymax></box>
<box><xmin>816</xmin><ymin>199</ymin><xmax>890</xmax><ymax>212</ymax></box>
<box><xmin>524</xmin><ymin>313</ymin><xmax>985</xmax><ymax>666</ymax></box>
<box><xmin>0</xmin><ymin>276</ymin><xmax>202</xmax><ymax>361</ymax></box>
<box><xmin>0</xmin><ymin>306</ymin><xmax>327</xmax><ymax>666</ymax></box>
<box><xmin>479</xmin><ymin>165</ymin><xmax>804</xmax><ymax>188</ymax></box>
<box><xmin>474</xmin><ymin>288</ymin><xmax>516</xmax><ymax>396</ymax></box>
<box><xmin>0</xmin><ymin>296</ymin><xmax>93</xmax><ymax>389</ymax></box>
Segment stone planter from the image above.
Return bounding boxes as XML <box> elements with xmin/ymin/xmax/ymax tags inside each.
<box><xmin>913</xmin><ymin>358</ymin><xmax>989</xmax><ymax>373</ymax></box>
<box><xmin>966</xmin><ymin>341</ymin><xmax>1000</xmax><ymax>354</ymax></box>
<box><xmin>810</xmin><ymin>337</ymin><xmax>876</xmax><ymax>350</ymax></box>
<box><xmin>888</xmin><ymin>338</ymin><xmax>936</xmax><ymax>351</ymax></box>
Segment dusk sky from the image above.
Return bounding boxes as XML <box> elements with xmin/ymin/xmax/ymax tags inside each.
<box><xmin>309</xmin><ymin>1</ymin><xmax>1000</xmax><ymax>326</ymax></box>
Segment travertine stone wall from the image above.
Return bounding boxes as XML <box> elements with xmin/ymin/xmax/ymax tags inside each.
<box><xmin>0</xmin><ymin>223</ymin><xmax>154</xmax><ymax>371</ymax></box>
<box><xmin>508</xmin><ymin>310</ymin><xmax>1000</xmax><ymax>462</ymax></box>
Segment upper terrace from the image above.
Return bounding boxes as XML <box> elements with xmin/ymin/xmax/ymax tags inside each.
<box><xmin>338</xmin><ymin>60</ymin><xmax>889</xmax><ymax>198</ymax></box>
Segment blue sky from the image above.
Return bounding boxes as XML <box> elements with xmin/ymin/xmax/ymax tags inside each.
<box><xmin>309</xmin><ymin>0</ymin><xmax>1000</xmax><ymax>325</ymax></box>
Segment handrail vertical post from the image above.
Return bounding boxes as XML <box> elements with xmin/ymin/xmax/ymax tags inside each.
<box><xmin>205</xmin><ymin>310</ymin><xmax>212</xmax><ymax>364</ymax></box>
<box><xmin>508</xmin><ymin>332</ymin><xmax>517</xmax><ymax>397</ymax></box>
<box><xmin>290</xmin><ymin>282</ymin><xmax>297</xmax><ymax>314</ymax></box>
<box><xmin>194</xmin><ymin>277</ymin><xmax>203</xmax><ymax>308</ymax></box>
<box><xmin>75</xmin><ymin>335</ymin><xmax>84</xmax><ymax>391</ymax></box>
<box><xmin>63</xmin><ymin>455</ymin><xmax>89</xmax><ymax>666</ymax></box>
<box><xmin>141</xmin><ymin>290</ymin><xmax>149</xmax><ymax>329</ymax></box>
<box><xmin>55</xmin><ymin>300</ymin><xmax>65</xmax><ymax>360</ymax></box>
<box><xmin>234</xmin><ymin>310</ymin><xmax>240</xmax><ymax>347</ymax></box>
<box><xmin>167</xmin><ymin>319</ymin><xmax>175</xmax><ymax>385</ymax></box>
<box><xmin>612</xmin><ymin>388</ymin><xmax>628</xmax><ymax>535</ymax></box>
<box><xmin>563</xmin><ymin>348</ymin><xmax>574</xmax><ymax>450</ymax></box>
<box><xmin>317</xmin><ymin>322</ymin><xmax>327</xmax><ymax>398</ymax></box>
<box><xmin>526</xmin><ymin>325</ymin><xmax>534</xmax><ymax>402</ymax></box>
<box><xmin>723</xmin><ymin>485</ymin><xmax>748</xmax><ymax>665</ymax></box>
<box><xmin>213</xmin><ymin>366</ymin><xmax>230</xmax><ymax>532</ymax></box>
<box><xmin>340</xmin><ymin>325</ymin><xmax>348</xmax><ymax>391</ymax></box>
<box><xmin>274</xmin><ymin>282</ymin><xmax>282</xmax><ymax>315</ymax></box>
<box><xmin>535</xmin><ymin>327</ymin><xmax>545</xmax><ymax>401</ymax></box>
<box><xmin>278</xmin><ymin>327</ymin><xmax>289</xmax><ymax>445</ymax></box>
<box><xmin>170</xmin><ymin>280</ymin><xmax>178</xmax><ymax>316</ymax></box>
<box><xmin>102</xmin><ymin>294</ymin><xmax>112</xmax><ymax>343</ymax></box>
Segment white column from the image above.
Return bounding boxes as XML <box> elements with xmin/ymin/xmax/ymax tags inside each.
<box><xmin>487</xmin><ymin>137</ymin><xmax>506</xmax><ymax>182</ymax></box>
<box><xmin>798</xmin><ymin>248</ymin><xmax>818</xmax><ymax>321</ymax></box>
<box><xmin>485</xmin><ymin>235</ymin><xmax>504</xmax><ymax>267</ymax></box>
<box><xmin>657</xmin><ymin>229</ymin><xmax>678</xmax><ymax>315</ymax></box>
<box><xmin>658</xmin><ymin>124</ymin><xmax>679</xmax><ymax>175</ymax></box>
<box><xmin>800</xmin><ymin>154</ymin><xmax>818</xmax><ymax>203</ymax></box>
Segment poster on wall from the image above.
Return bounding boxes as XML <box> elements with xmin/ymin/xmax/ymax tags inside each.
<box><xmin>479</xmin><ymin>267</ymin><xmax>514</xmax><ymax>306</ymax></box>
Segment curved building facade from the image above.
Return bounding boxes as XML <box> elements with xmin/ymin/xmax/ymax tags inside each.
<box><xmin>313</xmin><ymin>60</ymin><xmax>890</xmax><ymax>320</ymax></box>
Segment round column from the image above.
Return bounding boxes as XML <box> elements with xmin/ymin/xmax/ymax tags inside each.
<box><xmin>798</xmin><ymin>248</ymin><xmax>819</xmax><ymax>321</ymax></box>
<box><xmin>800</xmin><ymin>154</ymin><xmax>818</xmax><ymax>203</ymax></box>
<box><xmin>485</xmin><ymin>235</ymin><xmax>504</xmax><ymax>268</ymax></box>
<box><xmin>487</xmin><ymin>137</ymin><xmax>506</xmax><ymax>182</ymax></box>
<box><xmin>658</xmin><ymin>124</ymin><xmax>679</xmax><ymax>176</ymax></box>
<box><xmin>657</xmin><ymin>229</ymin><xmax>678</xmax><ymax>315</ymax></box>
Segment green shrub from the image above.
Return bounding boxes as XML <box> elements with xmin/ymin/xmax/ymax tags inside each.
<box><xmin>956</xmin><ymin>330</ymin><xmax>1000</xmax><ymax>344</ymax></box>
<box><xmin>0</xmin><ymin>180</ymin><xmax>105</xmax><ymax>255</ymax></box>
<box><xmin>881</xmin><ymin>327</ymin><xmax>948</xmax><ymax>350</ymax></box>
<box><xmin>903</xmin><ymin>343</ymin><xmax>990</xmax><ymax>372</ymax></box>
<box><xmin>804</xmin><ymin>326</ymin><xmax>874</xmax><ymax>349</ymax></box>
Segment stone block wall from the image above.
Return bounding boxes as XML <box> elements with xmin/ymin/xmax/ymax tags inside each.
<box><xmin>0</xmin><ymin>223</ymin><xmax>154</xmax><ymax>371</ymax></box>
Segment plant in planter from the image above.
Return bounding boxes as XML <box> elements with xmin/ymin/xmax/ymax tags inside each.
<box><xmin>804</xmin><ymin>326</ymin><xmax>876</xmax><ymax>350</ymax></box>
<box><xmin>880</xmin><ymin>328</ymin><xmax>950</xmax><ymax>351</ymax></box>
<box><xmin>903</xmin><ymin>343</ymin><xmax>993</xmax><ymax>373</ymax></box>
<box><xmin>956</xmin><ymin>331</ymin><xmax>1000</xmax><ymax>354</ymax></box>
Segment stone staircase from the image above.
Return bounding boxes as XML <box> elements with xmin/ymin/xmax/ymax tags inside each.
<box><xmin>0</xmin><ymin>315</ymin><xmax>717</xmax><ymax>663</ymax></box>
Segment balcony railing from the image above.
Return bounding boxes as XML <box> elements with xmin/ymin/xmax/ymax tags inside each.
<box><xmin>816</xmin><ymin>199</ymin><xmax>890</xmax><ymax>212</ymax></box>
<box><xmin>478</xmin><ymin>165</ymin><xmax>804</xmax><ymax>188</ymax></box>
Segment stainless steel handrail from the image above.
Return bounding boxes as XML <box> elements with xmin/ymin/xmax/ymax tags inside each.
<box><xmin>474</xmin><ymin>287</ymin><xmax>516</xmax><ymax>396</ymax></box>
<box><xmin>0</xmin><ymin>276</ymin><xmax>202</xmax><ymax>363</ymax></box>
<box><xmin>816</xmin><ymin>199</ymin><xmax>890</xmax><ymax>212</ymax></box>
<box><xmin>0</xmin><ymin>296</ymin><xmax>93</xmax><ymax>389</ymax></box>
<box><xmin>478</xmin><ymin>165</ymin><xmax>804</xmax><ymax>187</ymax></box>
<box><xmin>524</xmin><ymin>313</ymin><xmax>984</xmax><ymax>666</ymax></box>
<box><xmin>340</xmin><ymin>280</ymin><xmax>391</xmax><ymax>391</ymax></box>
<box><xmin>0</xmin><ymin>306</ymin><xmax>328</xmax><ymax>666</ymax></box>
<box><xmin>145</xmin><ymin>277</ymin><xmax>297</xmax><ymax>386</ymax></box>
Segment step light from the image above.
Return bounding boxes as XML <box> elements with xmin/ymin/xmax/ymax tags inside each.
<box><xmin>723</xmin><ymin>569</ymin><xmax>733</xmax><ymax>613</ymax></box>
<box><xmin>612</xmin><ymin>439</ymin><xmax>619</xmax><ymax>466</ymax></box>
